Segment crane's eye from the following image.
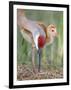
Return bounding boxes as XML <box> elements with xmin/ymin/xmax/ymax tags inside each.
<box><xmin>52</xmin><ymin>29</ymin><xmax>54</xmax><ymax>32</ymax></box>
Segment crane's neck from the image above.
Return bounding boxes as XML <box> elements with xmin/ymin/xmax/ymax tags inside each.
<box><xmin>46</xmin><ymin>33</ymin><xmax>54</xmax><ymax>45</ymax></box>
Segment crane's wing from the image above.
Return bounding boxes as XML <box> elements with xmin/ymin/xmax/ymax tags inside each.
<box><xmin>18</xmin><ymin>16</ymin><xmax>45</xmax><ymax>36</ymax></box>
<box><xmin>18</xmin><ymin>16</ymin><xmax>46</xmax><ymax>49</ymax></box>
<box><xmin>37</xmin><ymin>22</ymin><xmax>47</xmax><ymax>35</ymax></box>
<box><xmin>37</xmin><ymin>21</ymin><xmax>46</xmax><ymax>31</ymax></box>
<box><xmin>20</xmin><ymin>28</ymin><xmax>34</xmax><ymax>43</ymax></box>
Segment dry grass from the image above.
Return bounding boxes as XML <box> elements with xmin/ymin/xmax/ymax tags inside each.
<box><xmin>17</xmin><ymin>64</ymin><xmax>63</xmax><ymax>81</ymax></box>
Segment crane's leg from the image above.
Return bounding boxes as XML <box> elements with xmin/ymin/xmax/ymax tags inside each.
<box><xmin>32</xmin><ymin>43</ymin><xmax>36</xmax><ymax>73</ymax></box>
<box><xmin>38</xmin><ymin>48</ymin><xmax>42</xmax><ymax>72</ymax></box>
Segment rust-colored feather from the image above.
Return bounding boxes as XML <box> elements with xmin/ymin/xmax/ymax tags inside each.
<box><xmin>37</xmin><ymin>22</ymin><xmax>49</xmax><ymax>43</ymax></box>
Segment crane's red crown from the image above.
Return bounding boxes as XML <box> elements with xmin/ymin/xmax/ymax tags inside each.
<box><xmin>38</xmin><ymin>35</ymin><xmax>46</xmax><ymax>48</ymax></box>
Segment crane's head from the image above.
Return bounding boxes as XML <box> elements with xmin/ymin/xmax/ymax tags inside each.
<box><xmin>38</xmin><ymin>35</ymin><xmax>46</xmax><ymax>48</ymax></box>
<box><xmin>47</xmin><ymin>24</ymin><xmax>58</xmax><ymax>38</ymax></box>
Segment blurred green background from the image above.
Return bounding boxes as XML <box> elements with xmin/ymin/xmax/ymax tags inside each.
<box><xmin>17</xmin><ymin>9</ymin><xmax>63</xmax><ymax>70</ymax></box>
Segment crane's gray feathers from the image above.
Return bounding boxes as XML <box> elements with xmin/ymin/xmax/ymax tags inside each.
<box><xmin>18</xmin><ymin>16</ymin><xmax>46</xmax><ymax>49</ymax></box>
<box><xmin>18</xmin><ymin>16</ymin><xmax>45</xmax><ymax>36</ymax></box>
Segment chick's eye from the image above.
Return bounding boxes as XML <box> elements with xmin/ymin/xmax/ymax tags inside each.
<box><xmin>52</xmin><ymin>29</ymin><xmax>54</xmax><ymax>32</ymax></box>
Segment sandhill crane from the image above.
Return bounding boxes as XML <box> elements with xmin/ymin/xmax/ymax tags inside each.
<box><xmin>17</xmin><ymin>9</ymin><xmax>58</xmax><ymax>73</ymax></box>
